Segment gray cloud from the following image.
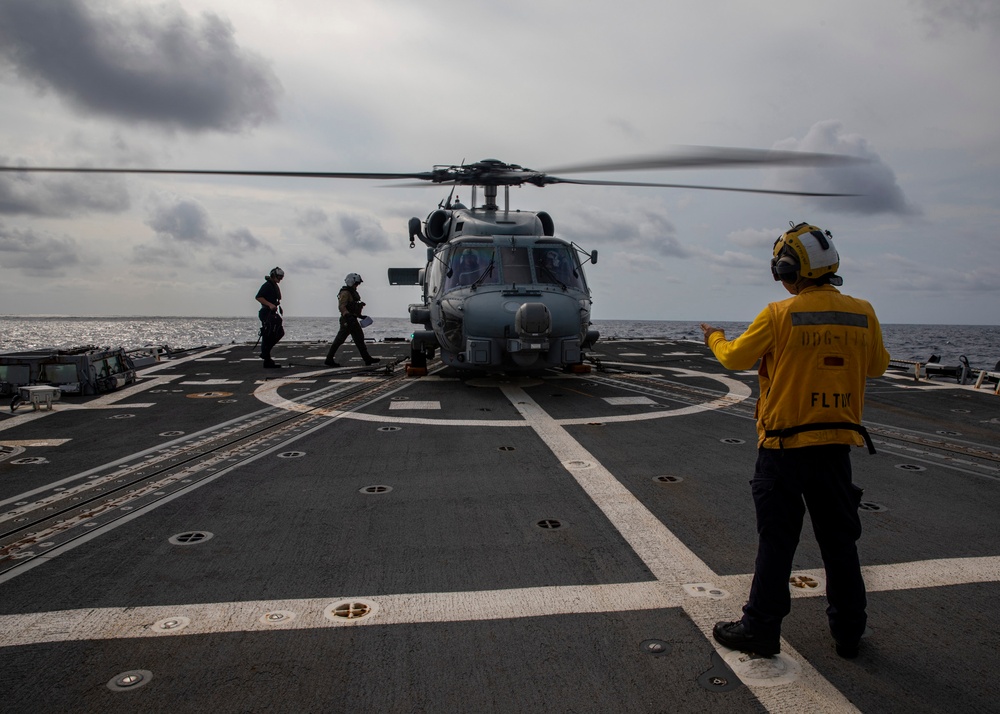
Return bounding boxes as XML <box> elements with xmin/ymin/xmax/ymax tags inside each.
<box><xmin>561</xmin><ymin>202</ymin><xmax>693</xmax><ymax>259</ymax></box>
<box><xmin>338</xmin><ymin>214</ymin><xmax>392</xmax><ymax>252</ymax></box>
<box><xmin>0</xmin><ymin>161</ymin><xmax>131</xmax><ymax>217</ymax></box>
<box><xmin>0</xmin><ymin>0</ymin><xmax>281</xmax><ymax>133</ymax></box>
<box><xmin>226</xmin><ymin>227</ymin><xmax>269</xmax><ymax>254</ymax></box>
<box><xmin>295</xmin><ymin>208</ymin><xmax>392</xmax><ymax>253</ymax></box>
<box><xmin>770</xmin><ymin>121</ymin><xmax>919</xmax><ymax>216</ymax></box>
<box><xmin>146</xmin><ymin>198</ymin><xmax>215</xmax><ymax>245</ymax></box>
<box><xmin>914</xmin><ymin>0</ymin><xmax>1000</xmax><ymax>35</ymax></box>
<box><xmin>0</xmin><ymin>222</ymin><xmax>88</xmax><ymax>276</ymax></box>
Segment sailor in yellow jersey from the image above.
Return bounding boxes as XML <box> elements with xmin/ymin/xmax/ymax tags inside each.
<box><xmin>701</xmin><ymin>222</ymin><xmax>890</xmax><ymax>659</ymax></box>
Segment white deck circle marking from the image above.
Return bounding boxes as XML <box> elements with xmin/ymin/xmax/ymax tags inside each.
<box><xmin>251</xmin><ymin>365</ymin><xmax>749</xmax><ymax>427</ymax></box>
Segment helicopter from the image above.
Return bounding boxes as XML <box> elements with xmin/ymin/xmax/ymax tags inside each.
<box><xmin>0</xmin><ymin>147</ymin><xmax>862</xmax><ymax>374</ymax></box>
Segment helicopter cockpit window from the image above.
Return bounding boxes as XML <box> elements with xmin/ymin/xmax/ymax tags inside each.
<box><xmin>533</xmin><ymin>245</ymin><xmax>584</xmax><ymax>290</ymax></box>
<box><xmin>499</xmin><ymin>246</ymin><xmax>532</xmax><ymax>285</ymax></box>
<box><xmin>444</xmin><ymin>246</ymin><xmax>497</xmax><ymax>291</ymax></box>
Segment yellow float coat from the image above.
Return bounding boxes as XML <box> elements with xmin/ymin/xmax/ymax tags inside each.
<box><xmin>708</xmin><ymin>285</ymin><xmax>890</xmax><ymax>449</ymax></box>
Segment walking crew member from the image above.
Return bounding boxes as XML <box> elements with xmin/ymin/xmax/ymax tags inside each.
<box><xmin>255</xmin><ymin>267</ymin><xmax>285</xmax><ymax>369</ymax></box>
<box><xmin>325</xmin><ymin>273</ymin><xmax>380</xmax><ymax>367</ymax></box>
<box><xmin>701</xmin><ymin>222</ymin><xmax>890</xmax><ymax>659</ymax></box>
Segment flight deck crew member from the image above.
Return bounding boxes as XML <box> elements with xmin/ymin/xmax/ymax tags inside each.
<box><xmin>700</xmin><ymin>222</ymin><xmax>890</xmax><ymax>660</ymax></box>
<box><xmin>325</xmin><ymin>273</ymin><xmax>380</xmax><ymax>367</ymax></box>
<box><xmin>255</xmin><ymin>267</ymin><xmax>285</xmax><ymax>369</ymax></box>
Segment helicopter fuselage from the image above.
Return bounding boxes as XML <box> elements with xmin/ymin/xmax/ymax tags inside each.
<box><xmin>394</xmin><ymin>204</ymin><xmax>599</xmax><ymax>372</ymax></box>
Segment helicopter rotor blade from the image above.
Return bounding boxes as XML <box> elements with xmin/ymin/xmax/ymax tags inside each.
<box><xmin>541</xmin><ymin>146</ymin><xmax>866</xmax><ymax>175</ymax></box>
<box><xmin>547</xmin><ymin>177</ymin><xmax>859</xmax><ymax>197</ymax></box>
<box><xmin>0</xmin><ymin>166</ymin><xmax>437</xmax><ymax>181</ymax></box>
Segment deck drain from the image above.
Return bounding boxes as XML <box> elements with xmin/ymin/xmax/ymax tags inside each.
<box><xmin>259</xmin><ymin>610</ymin><xmax>297</xmax><ymax>625</ymax></box>
<box><xmin>654</xmin><ymin>475</ymin><xmax>684</xmax><ymax>483</ymax></box>
<box><xmin>498</xmin><ymin>446</ymin><xmax>515</xmax><ymax>451</ymax></box>
<box><xmin>640</xmin><ymin>639</ymin><xmax>672</xmax><ymax>656</ymax></box>
<box><xmin>586</xmin><ymin>422</ymin><xmax>605</xmax><ymax>426</ymax></box>
<box><xmin>107</xmin><ymin>670</ymin><xmax>153</xmax><ymax>692</ymax></box>
<box><xmin>0</xmin><ymin>445</ymin><xmax>25</xmax><ymax>463</ymax></box>
<box><xmin>108</xmin><ymin>413</ymin><xmax>135</xmax><ymax>419</ymax></box>
<box><xmin>324</xmin><ymin>599</ymin><xmax>378</xmax><ymax>623</ymax></box>
<box><xmin>860</xmin><ymin>501</ymin><xmax>888</xmax><ymax>512</ymax></box>
<box><xmin>391</xmin><ymin>396</ymin><xmax>410</xmax><ymax>401</ymax></box>
<box><xmin>159</xmin><ymin>431</ymin><xmax>185</xmax><ymax>437</ymax></box>
<box><xmin>11</xmin><ymin>457</ymin><xmax>48</xmax><ymax>465</ymax></box>
<box><xmin>278</xmin><ymin>451</ymin><xmax>306</xmax><ymax>459</ymax></box>
<box><xmin>536</xmin><ymin>519</ymin><xmax>563</xmax><ymax>529</ymax></box>
<box><xmin>152</xmin><ymin>616</ymin><xmax>191</xmax><ymax>633</ymax></box>
<box><xmin>168</xmin><ymin>531</ymin><xmax>214</xmax><ymax>546</ymax></box>
<box><xmin>187</xmin><ymin>392</ymin><xmax>233</xmax><ymax>399</ymax></box>
<box><xmin>683</xmin><ymin>583</ymin><xmax>729</xmax><ymax>599</ymax></box>
<box><xmin>936</xmin><ymin>430</ymin><xmax>961</xmax><ymax>436</ymax></box>
<box><xmin>720</xmin><ymin>438</ymin><xmax>745</xmax><ymax>445</ymax></box>
<box><xmin>378</xmin><ymin>426</ymin><xmax>401</xmax><ymax>432</ymax></box>
<box><xmin>697</xmin><ymin>652</ymin><xmax>741</xmax><ymax>693</ymax></box>
<box><xmin>895</xmin><ymin>463</ymin><xmax>927</xmax><ymax>472</ymax></box>
<box><xmin>563</xmin><ymin>460</ymin><xmax>593</xmax><ymax>469</ymax></box>
<box><xmin>360</xmin><ymin>485</ymin><xmax>393</xmax><ymax>494</ymax></box>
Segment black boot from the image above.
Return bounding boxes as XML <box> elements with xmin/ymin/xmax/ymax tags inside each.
<box><xmin>712</xmin><ymin>620</ymin><xmax>780</xmax><ymax>657</ymax></box>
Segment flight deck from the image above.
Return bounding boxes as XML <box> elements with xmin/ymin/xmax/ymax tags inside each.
<box><xmin>1</xmin><ymin>339</ymin><xmax>998</xmax><ymax>713</ymax></box>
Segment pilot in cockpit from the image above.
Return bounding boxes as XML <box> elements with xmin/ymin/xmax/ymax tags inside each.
<box><xmin>456</xmin><ymin>250</ymin><xmax>481</xmax><ymax>285</ymax></box>
<box><xmin>540</xmin><ymin>250</ymin><xmax>570</xmax><ymax>284</ymax></box>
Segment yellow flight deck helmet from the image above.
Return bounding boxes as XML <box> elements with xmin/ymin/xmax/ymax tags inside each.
<box><xmin>771</xmin><ymin>221</ymin><xmax>842</xmax><ymax>286</ymax></box>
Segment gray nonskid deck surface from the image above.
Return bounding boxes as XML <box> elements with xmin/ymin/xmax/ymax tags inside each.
<box><xmin>1</xmin><ymin>340</ymin><xmax>998</xmax><ymax>713</ymax></box>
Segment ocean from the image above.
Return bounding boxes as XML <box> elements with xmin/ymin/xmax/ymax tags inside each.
<box><xmin>1</xmin><ymin>316</ymin><xmax>997</xmax><ymax>370</ymax></box>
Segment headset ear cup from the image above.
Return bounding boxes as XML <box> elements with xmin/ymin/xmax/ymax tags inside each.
<box><xmin>774</xmin><ymin>255</ymin><xmax>799</xmax><ymax>282</ymax></box>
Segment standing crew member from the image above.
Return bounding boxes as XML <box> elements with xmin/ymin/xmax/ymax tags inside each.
<box><xmin>701</xmin><ymin>222</ymin><xmax>890</xmax><ymax>659</ymax></box>
<box><xmin>255</xmin><ymin>267</ymin><xmax>285</xmax><ymax>369</ymax></box>
<box><xmin>325</xmin><ymin>273</ymin><xmax>380</xmax><ymax>367</ymax></box>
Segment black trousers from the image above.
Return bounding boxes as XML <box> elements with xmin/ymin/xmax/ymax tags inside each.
<box><xmin>742</xmin><ymin>445</ymin><xmax>867</xmax><ymax>643</ymax></box>
<box><xmin>259</xmin><ymin>310</ymin><xmax>281</xmax><ymax>362</ymax></box>
<box><xmin>327</xmin><ymin>316</ymin><xmax>371</xmax><ymax>361</ymax></box>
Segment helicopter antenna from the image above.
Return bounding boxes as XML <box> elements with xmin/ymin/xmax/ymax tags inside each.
<box><xmin>440</xmin><ymin>184</ymin><xmax>456</xmax><ymax>209</ymax></box>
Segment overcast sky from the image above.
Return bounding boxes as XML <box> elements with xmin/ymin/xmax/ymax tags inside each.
<box><xmin>0</xmin><ymin>0</ymin><xmax>998</xmax><ymax>325</ymax></box>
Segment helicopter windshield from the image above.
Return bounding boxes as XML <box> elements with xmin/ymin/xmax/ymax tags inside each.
<box><xmin>442</xmin><ymin>240</ymin><xmax>586</xmax><ymax>292</ymax></box>
<box><xmin>444</xmin><ymin>246</ymin><xmax>497</xmax><ymax>291</ymax></box>
<box><xmin>532</xmin><ymin>243</ymin><xmax>584</xmax><ymax>290</ymax></box>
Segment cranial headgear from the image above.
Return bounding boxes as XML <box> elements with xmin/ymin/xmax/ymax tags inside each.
<box><xmin>771</xmin><ymin>222</ymin><xmax>841</xmax><ymax>285</ymax></box>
